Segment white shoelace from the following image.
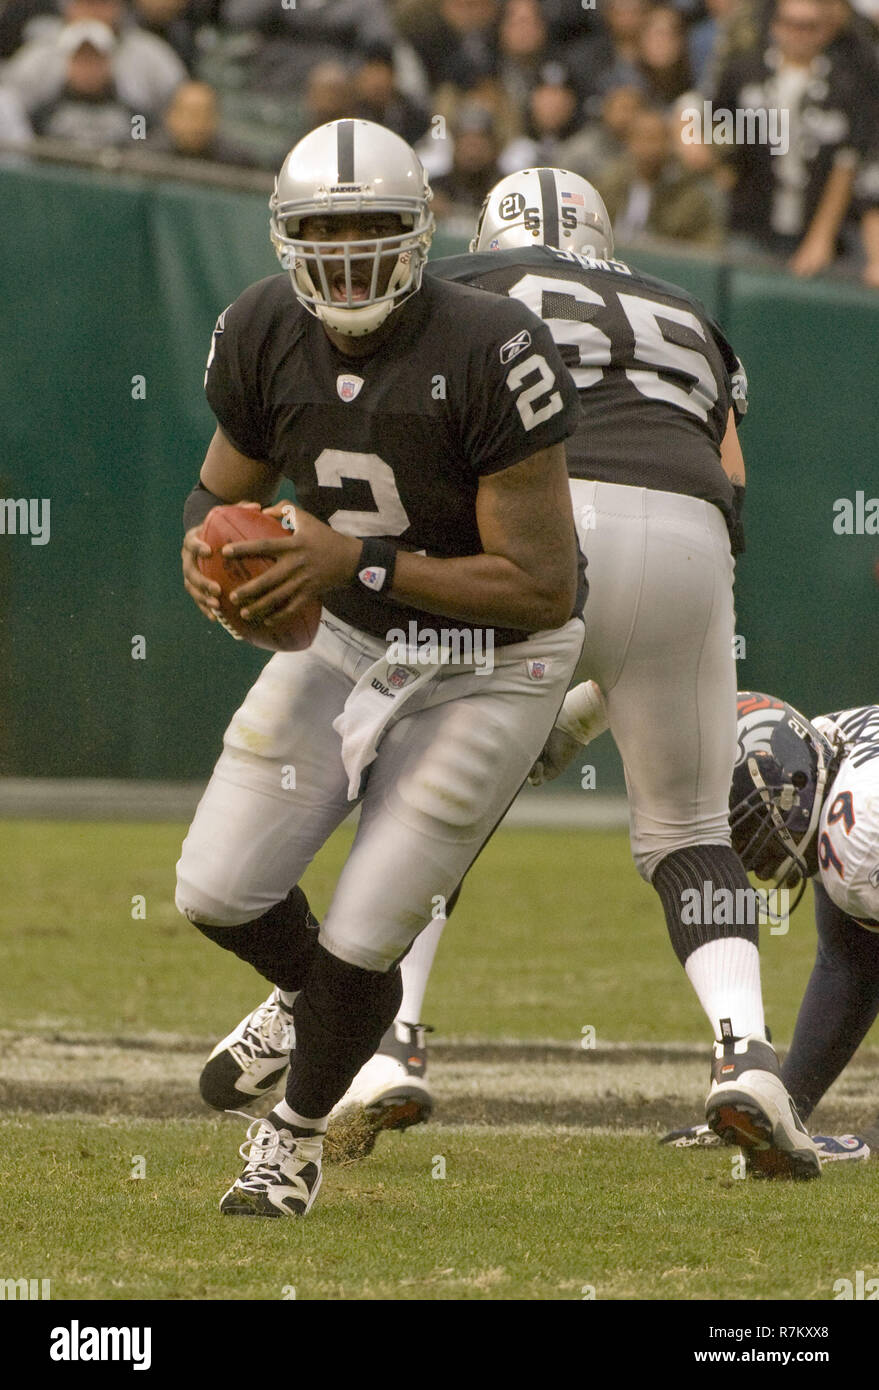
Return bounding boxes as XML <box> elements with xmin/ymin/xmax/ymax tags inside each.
<box><xmin>229</xmin><ymin>996</ymin><xmax>294</xmax><ymax>1068</ymax></box>
<box><xmin>237</xmin><ymin>1121</ymin><xmax>322</xmax><ymax>1195</ymax></box>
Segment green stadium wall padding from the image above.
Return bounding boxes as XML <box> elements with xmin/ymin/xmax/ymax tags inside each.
<box><xmin>1</xmin><ymin>163</ymin><xmax>876</xmax><ymax>782</ymax></box>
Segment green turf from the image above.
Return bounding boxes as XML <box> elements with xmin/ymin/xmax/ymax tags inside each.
<box><xmin>3</xmin><ymin>819</ymin><xmax>877</xmax><ymax>1303</ymax></box>
<box><xmin>1</xmin><ymin>1114</ymin><xmax>875</xmax><ymax>1301</ymax></box>
<box><xmin>0</xmin><ymin>820</ymin><xmax>865</xmax><ymax>1047</ymax></box>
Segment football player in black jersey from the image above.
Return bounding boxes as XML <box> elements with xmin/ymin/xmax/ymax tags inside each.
<box><xmin>343</xmin><ymin>167</ymin><xmax>821</xmax><ymax>1179</ymax></box>
<box><xmin>176</xmin><ymin>123</ymin><xmax>587</xmax><ymax>1216</ymax></box>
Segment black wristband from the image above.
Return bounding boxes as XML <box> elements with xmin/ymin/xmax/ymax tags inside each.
<box><xmin>354</xmin><ymin>537</ymin><xmax>398</xmax><ymax>595</ymax></box>
<box><xmin>183</xmin><ymin>481</ymin><xmax>226</xmax><ymax>532</ymax></box>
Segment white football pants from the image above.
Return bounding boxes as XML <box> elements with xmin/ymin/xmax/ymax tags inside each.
<box><xmin>571</xmin><ymin>480</ymin><xmax>738</xmax><ymax>880</ymax></box>
<box><xmin>176</xmin><ymin>612</ymin><xmax>585</xmax><ymax>971</ymax></box>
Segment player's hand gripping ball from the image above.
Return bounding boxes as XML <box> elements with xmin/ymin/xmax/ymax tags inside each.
<box><xmin>197</xmin><ymin>504</ymin><xmax>322</xmax><ymax>652</ymax></box>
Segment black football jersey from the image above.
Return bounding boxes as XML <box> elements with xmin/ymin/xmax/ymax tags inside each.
<box><xmin>430</xmin><ymin>245</ymin><xmax>748</xmax><ymax>529</ymax></box>
<box><xmin>204</xmin><ymin>272</ymin><xmax>583</xmax><ymax>644</ymax></box>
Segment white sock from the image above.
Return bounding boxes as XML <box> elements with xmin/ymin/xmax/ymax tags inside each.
<box><xmin>399</xmin><ymin>912</ymin><xmax>448</xmax><ymax>1022</ymax></box>
<box><xmin>278</xmin><ymin>989</ymin><xmax>298</xmax><ymax>1010</ymax></box>
<box><xmin>274</xmin><ymin>1099</ymin><xmax>328</xmax><ymax>1133</ymax></box>
<box><xmin>684</xmin><ymin>937</ymin><xmax>766</xmax><ymax>1040</ymax></box>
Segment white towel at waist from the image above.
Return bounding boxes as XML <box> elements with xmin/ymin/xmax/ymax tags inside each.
<box><xmin>332</xmin><ymin>645</ymin><xmax>450</xmax><ymax>799</ymax></box>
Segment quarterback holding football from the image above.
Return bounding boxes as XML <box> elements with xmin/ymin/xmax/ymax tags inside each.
<box><xmin>178</xmin><ymin>123</ymin><xmax>586</xmax><ymax>1217</ymax></box>
<box><xmin>223</xmin><ymin>167</ymin><xmax>826</xmax><ymax>1182</ymax></box>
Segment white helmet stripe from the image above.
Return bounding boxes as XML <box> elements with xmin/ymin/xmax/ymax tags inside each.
<box><xmin>537</xmin><ymin>167</ymin><xmax>559</xmax><ymax>249</ymax></box>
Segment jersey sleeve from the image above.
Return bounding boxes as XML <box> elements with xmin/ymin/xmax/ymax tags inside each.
<box><xmin>709</xmin><ymin>317</ymin><xmax>748</xmax><ymax>424</ymax></box>
<box><xmin>203</xmin><ymin>292</ymin><xmax>270</xmax><ymax>461</ymax></box>
<box><xmin>817</xmin><ymin>754</ymin><xmax>879</xmax><ymax>927</ymax></box>
<box><xmin>462</xmin><ymin>312</ymin><xmax>581</xmax><ymax>477</ymax></box>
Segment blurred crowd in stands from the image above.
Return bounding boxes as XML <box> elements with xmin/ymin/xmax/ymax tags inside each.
<box><xmin>1</xmin><ymin>0</ymin><xmax>877</xmax><ymax>281</ymax></box>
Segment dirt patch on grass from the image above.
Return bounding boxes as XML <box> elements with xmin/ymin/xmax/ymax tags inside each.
<box><xmin>0</xmin><ymin>1032</ymin><xmax>875</xmax><ymax>1140</ymax></box>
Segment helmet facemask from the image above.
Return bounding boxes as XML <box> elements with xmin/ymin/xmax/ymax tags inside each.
<box><xmin>729</xmin><ymin>739</ymin><xmax>836</xmax><ymax>913</ymax></box>
<box><xmin>270</xmin><ymin>203</ymin><xmax>434</xmax><ymax>337</ymax></box>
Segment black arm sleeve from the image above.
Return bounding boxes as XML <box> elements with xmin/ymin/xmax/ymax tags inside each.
<box><xmin>183</xmin><ymin>481</ymin><xmax>226</xmax><ymax>532</ymax></box>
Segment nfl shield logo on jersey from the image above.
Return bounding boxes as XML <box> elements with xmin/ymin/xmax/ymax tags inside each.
<box><xmin>388</xmin><ymin>666</ymin><xmax>414</xmax><ymax>689</ymax></box>
<box><xmin>527</xmin><ymin>659</ymin><xmax>548</xmax><ymax>681</ymax></box>
<box><xmin>337</xmin><ymin>374</ymin><xmax>365</xmax><ymax>402</ymax></box>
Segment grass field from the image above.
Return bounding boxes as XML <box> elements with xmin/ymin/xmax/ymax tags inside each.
<box><xmin>1</xmin><ymin>819</ymin><xmax>878</xmax><ymax>1303</ymax></box>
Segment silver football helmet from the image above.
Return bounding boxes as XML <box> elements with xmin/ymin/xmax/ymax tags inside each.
<box><xmin>270</xmin><ymin>119</ymin><xmax>435</xmax><ymax>337</ymax></box>
<box><xmin>471</xmin><ymin>168</ymin><xmax>613</xmax><ymax>258</ymax></box>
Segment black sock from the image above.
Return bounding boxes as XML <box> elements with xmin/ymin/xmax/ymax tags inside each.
<box><xmin>781</xmin><ymin>880</ymin><xmax>879</xmax><ymax>1121</ymax></box>
<box><xmin>286</xmin><ymin>944</ymin><xmax>403</xmax><ymax>1117</ymax></box>
<box><xmin>652</xmin><ymin>843</ymin><xmax>759</xmax><ymax>968</ymax></box>
<box><xmin>191</xmin><ymin>887</ymin><xmax>318</xmax><ymax>991</ymax></box>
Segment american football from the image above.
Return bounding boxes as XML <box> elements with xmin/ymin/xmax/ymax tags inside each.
<box><xmin>197</xmin><ymin>504</ymin><xmax>322</xmax><ymax>652</ymax></box>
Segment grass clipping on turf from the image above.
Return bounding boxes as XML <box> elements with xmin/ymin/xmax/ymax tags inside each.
<box><xmin>323</xmin><ymin>1106</ymin><xmax>379</xmax><ymax>1165</ymax></box>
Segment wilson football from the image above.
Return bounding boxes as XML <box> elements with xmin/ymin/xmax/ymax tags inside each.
<box><xmin>197</xmin><ymin>504</ymin><xmax>322</xmax><ymax>652</ymax></box>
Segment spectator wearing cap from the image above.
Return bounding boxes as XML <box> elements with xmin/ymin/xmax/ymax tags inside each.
<box><xmin>600</xmin><ymin>105</ymin><xmax>723</xmax><ymax>245</ymax></box>
<box><xmin>712</xmin><ymin>0</ymin><xmax>875</xmax><ymax>275</ymax></box>
<box><xmin>498</xmin><ymin>60</ymin><xmax>585</xmax><ymax>173</ymax></box>
<box><xmin>29</xmin><ymin>20</ymin><xmax>139</xmax><ymax>147</ymax></box>
<box><xmin>354</xmin><ymin>42</ymin><xmax>430</xmax><ymax>145</ymax></box>
<box><xmin>3</xmin><ymin>0</ymin><xmax>186</xmax><ymax>118</ymax></box>
<box><xmin>430</xmin><ymin>101</ymin><xmax>503</xmax><ymax>223</ymax></box>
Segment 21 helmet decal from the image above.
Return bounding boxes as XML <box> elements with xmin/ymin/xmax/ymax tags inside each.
<box><xmin>730</xmin><ymin>691</ymin><xmax>842</xmax><ymax>910</ymax></box>
<box><xmin>470</xmin><ymin>168</ymin><xmax>614</xmax><ymax>258</ymax></box>
<box><xmin>270</xmin><ymin>119</ymin><xmax>435</xmax><ymax>337</ymax></box>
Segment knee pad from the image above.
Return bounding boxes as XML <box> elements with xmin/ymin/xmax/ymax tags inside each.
<box><xmin>392</xmin><ymin>708</ymin><xmax>511</xmax><ymax>833</ymax></box>
<box><xmin>652</xmin><ymin>843</ymin><xmax>757</xmax><ymax>966</ymax></box>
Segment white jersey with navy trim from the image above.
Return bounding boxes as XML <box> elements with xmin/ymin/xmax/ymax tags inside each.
<box><xmin>812</xmin><ymin>705</ymin><xmax>879</xmax><ymax>929</ymax></box>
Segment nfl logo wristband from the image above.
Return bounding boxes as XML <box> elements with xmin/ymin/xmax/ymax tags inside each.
<box><xmin>354</xmin><ymin>537</ymin><xmax>398</xmax><ymax>595</ymax></box>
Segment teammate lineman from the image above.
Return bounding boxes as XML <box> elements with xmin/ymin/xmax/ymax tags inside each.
<box><xmin>408</xmin><ymin>170</ymin><xmax>821</xmax><ymax>1179</ymax></box>
<box><xmin>205</xmin><ymin>166</ymin><xmax>822</xmax><ymax>1180</ymax></box>
<box><xmin>177</xmin><ymin>124</ymin><xmax>586</xmax><ymax>1216</ymax></box>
